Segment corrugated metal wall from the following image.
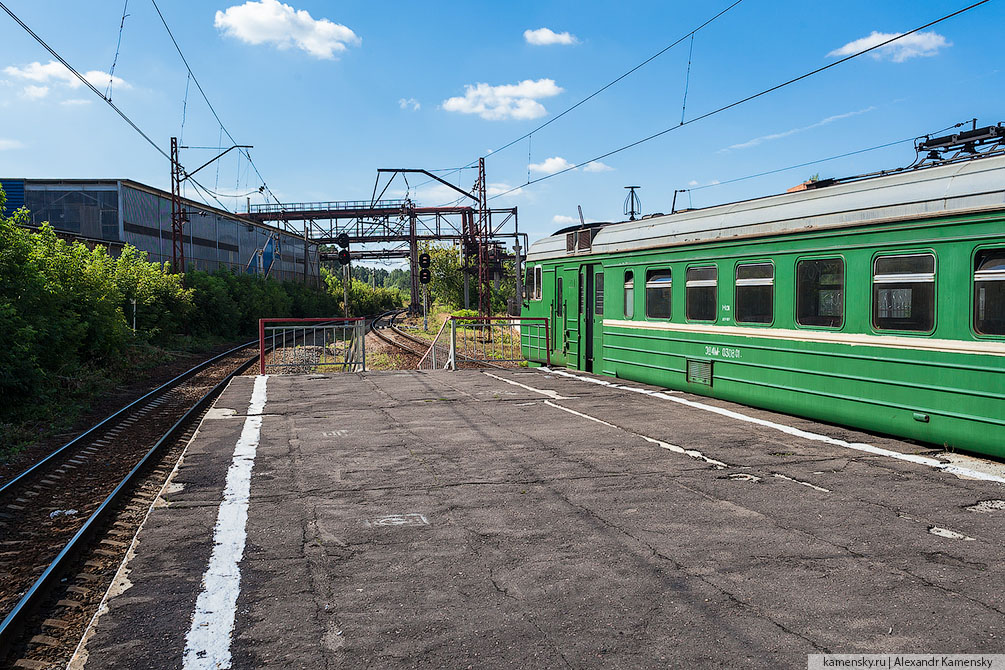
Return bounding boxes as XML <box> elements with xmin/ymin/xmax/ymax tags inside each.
<box><xmin>14</xmin><ymin>179</ymin><xmax>317</xmax><ymax>283</ymax></box>
<box><xmin>0</xmin><ymin>178</ymin><xmax>25</xmax><ymax>216</ymax></box>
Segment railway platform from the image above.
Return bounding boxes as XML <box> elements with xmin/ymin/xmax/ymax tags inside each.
<box><xmin>75</xmin><ymin>368</ymin><xmax>1005</xmax><ymax>669</ymax></box>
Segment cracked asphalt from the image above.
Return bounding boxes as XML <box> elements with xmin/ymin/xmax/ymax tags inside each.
<box><xmin>79</xmin><ymin>369</ymin><xmax>1005</xmax><ymax>669</ymax></box>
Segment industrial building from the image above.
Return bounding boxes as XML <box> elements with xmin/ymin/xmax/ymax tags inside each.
<box><xmin>0</xmin><ymin>178</ymin><xmax>319</xmax><ymax>283</ymax></box>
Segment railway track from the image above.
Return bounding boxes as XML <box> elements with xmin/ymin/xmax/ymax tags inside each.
<box><xmin>0</xmin><ymin>340</ymin><xmax>263</xmax><ymax>662</ymax></box>
<box><xmin>369</xmin><ymin>310</ymin><xmax>510</xmax><ymax>370</ymax></box>
<box><xmin>369</xmin><ymin>309</ymin><xmax>435</xmax><ymax>359</ymax></box>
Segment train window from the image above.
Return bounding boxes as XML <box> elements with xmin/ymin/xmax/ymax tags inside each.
<box><xmin>595</xmin><ymin>272</ymin><xmax>605</xmax><ymax>316</ymax></box>
<box><xmin>525</xmin><ymin>266</ymin><xmax>534</xmax><ymax>302</ymax></box>
<box><xmin>624</xmin><ymin>270</ymin><xmax>634</xmax><ymax>319</ymax></box>
<box><xmin>686</xmin><ymin>266</ymin><xmax>717</xmax><ymax>321</ymax></box>
<box><xmin>872</xmin><ymin>253</ymin><xmax>935</xmax><ymax>332</ymax></box>
<box><xmin>534</xmin><ymin>266</ymin><xmax>543</xmax><ymax>301</ymax></box>
<box><xmin>645</xmin><ymin>269</ymin><xmax>672</xmax><ymax>319</ymax></box>
<box><xmin>974</xmin><ymin>249</ymin><xmax>1005</xmax><ymax>335</ymax></box>
<box><xmin>796</xmin><ymin>258</ymin><xmax>844</xmax><ymax>328</ymax></box>
<box><xmin>735</xmin><ymin>263</ymin><xmax>773</xmax><ymax>324</ymax></box>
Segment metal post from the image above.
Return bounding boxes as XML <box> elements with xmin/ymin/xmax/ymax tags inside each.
<box><xmin>461</xmin><ymin>243</ymin><xmax>470</xmax><ymax>309</ymax></box>
<box><xmin>423</xmin><ymin>284</ymin><xmax>429</xmax><ymax>332</ymax></box>
<box><xmin>449</xmin><ymin>319</ymin><xmax>457</xmax><ymax>371</ymax></box>
<box><xmin>343</xmin><ymin>262</ymin><xmax>350</xmax><ymax>318</ymax></box>
<box><xmin>408</xmin><ymin>212</ymin><xmax>420</xmax><ymax>314</ymax></box>
<box><xmin>360</xmin><ymin>321</ymin><xmax>366</xmax><ymax>372</ymax></box>
<box><xmin>259</xmin><ymin>319</ymin><xmax>266</xmax><ymax>374</ymax></box>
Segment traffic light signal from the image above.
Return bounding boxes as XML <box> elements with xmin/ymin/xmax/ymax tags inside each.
<box><xmin>418</xmin><ymin>252</ymin><xmax>431</xmax><ymax>269</ymax></box>
<box><xmin>336</xmin><ymin>233</ymin><xmax>350</xmax><ymax>249</ymax></box>
<box><xmin>419</xmin><ymin>268</ymin><xmax>431</xmax><ymax>284</ymax></box>
<box><xmin>337</xmin><ymin>249</ymin><xmax>351</xmax><ymax>264</ymax></box>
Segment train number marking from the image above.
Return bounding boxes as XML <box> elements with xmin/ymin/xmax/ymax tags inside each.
<box><xmin>705</xmin><ymin>346</ymin><xmax>741</xmax><ymax>359</ymax></box>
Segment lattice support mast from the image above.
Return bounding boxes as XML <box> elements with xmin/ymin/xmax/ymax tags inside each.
<box><xmin>170</xmin><ymin>136</ymin><xmax>186</xmax><ymax>274</ymax></box>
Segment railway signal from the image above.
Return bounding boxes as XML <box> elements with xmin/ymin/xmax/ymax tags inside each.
<box><xmin>418</xmin><ymin>252</ymin><xmax>431</xmax><ymax>268</ymax></box>
<box><xmin>337</xmin><ymin>249</ymin><xmax>351</xmax><ymax>265</ymax></box>
<box><xmin>419</xmin><ymin>268</ymin><xmax>431</xmax><ymax>284</ymax></box>
<box><xmin>336</xmin><ymin>233</ymin><xmax>350</xmax><ymax>248</ymax></box>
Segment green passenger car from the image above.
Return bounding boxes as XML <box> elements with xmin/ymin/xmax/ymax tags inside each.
<box><xmin>521</xmin><ymin>156</ymin><xmax>1005</xmax><ymax>458</ymax></box>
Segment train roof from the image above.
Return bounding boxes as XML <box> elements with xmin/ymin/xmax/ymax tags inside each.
<box><xmin>525</xmin><ymin>154</ymin><xmax>1005</xmax><ymax>262</ymax></box>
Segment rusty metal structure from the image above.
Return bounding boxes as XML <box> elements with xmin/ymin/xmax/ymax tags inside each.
<box><xmin>169</xmin><ymin>137</ymin><xmax>186</xmax><ymax>273</ymax></box>
<box><xmin>244</xmin><ymin>166</ymin><xmax>523</xmax><ymax>314</ymax></box>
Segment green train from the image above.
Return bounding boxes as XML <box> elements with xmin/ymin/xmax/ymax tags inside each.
<box><xmin>520</xmin><ymin>154</ymin><xmax>1005</xmax><ymax>458</ymax></box>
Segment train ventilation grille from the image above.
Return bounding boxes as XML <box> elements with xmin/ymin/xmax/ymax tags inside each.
<box><xmin>686</xmin><ymin>359</ymin><xmax>713</xmax><ymax>386</ymax></box>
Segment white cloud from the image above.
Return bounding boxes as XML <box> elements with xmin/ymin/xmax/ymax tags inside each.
<box><xmin>524</xmin><ymin>28</ymin><xmax>578</xmax><ymax>46</ymax></box>
<box><xmin>398</xmin><ymin>97</ymin><xmax>420</xmax><ymax>111</ymax></box>
<box><xmin>442</xmin><ymin>78</ymin><xmax>563</xmax><ymax>121</ymax></box>
<box><xmin>529</xmin><ymin>156</ymin><xmax>575</xmax><ymax>174</ymax></box>
<box><xmin>725</xmin><ymin>107</ymin><xmax>875</xmax><ymax>151</ymax></box>
<box><xmin>214</xmin><ymin>0</ymin><xmax>360</xmax><ymax>60</ymax></box>
<box><xmin>487</xmin><ymin>182</ymin><xmax>522</xmax><ymax>198</ymax></box>
<box><xmin>0</xmin><ymin>138</ymin><xmax>24</xmax><ymax>150</ymax></box>
<box><xmin>827</xmin><ymin>30</ymin><xmax>950</xmax><ymax>63</ymax></box>
<box><xmin>582</xmin><ymin>160</ymin><xmax>613</xmax><ymax>172</ymax></box>
<box><xmin>687</xmin><ymin>180</ymin><xmax>699</xmax><ymax>187</ymax></box>
<box><xmin>21</xmin><ymin>85</ymin><xmax>49</xmax><ymax>100</ymax></box>
<box><xmin>3</xmin><ymin>60</ymin><xmax>128</xmax><ymax>93</ymax></box>
<box><xmin>553</xmin><ymin>214</ymin><xmax>597</xmax><ymax>224</ymax></box>
<box><xmin>60</xmin><ymin>98</ymin><xmax>92</xmax><ymax>106</ymax></box>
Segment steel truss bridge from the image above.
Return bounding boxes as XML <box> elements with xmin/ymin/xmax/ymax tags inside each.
<box><xmin>243</xmin><ymin>165</ymin><xmax>526</xmax><ymax>313</ymax></box>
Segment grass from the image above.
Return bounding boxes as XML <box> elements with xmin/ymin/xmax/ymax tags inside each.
<box><xmin>366</xmin><ymin>351</ymin><xmax>413</xmax><ymax>371</ymax></box>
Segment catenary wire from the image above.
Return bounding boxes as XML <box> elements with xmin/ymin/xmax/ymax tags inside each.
<box><xmin>686</xmin><ymin>120</ymin><xmax>977</xmax><ymax>193</ymax></box>
<box><xmin>418</xmin><ymin>0</ymin><xmax>746</xmax><ymax>191</ymax></box>
<box><xmin>149</xmin><ymin>0</ymin><xmax>283</xmax><ymax>208</ymax></box>
<box><xmin>488</xmin><ymin>0</ymin><xmax>992</xmax><ymax>201</ymax></box>
<box><xmin>0</xmin><ymin>0</ymin><xmax>170</xmax><ymax>161</ymax></box>
<box><xmin>0</xmin><ymin>1</ymin><xmax>235</xmax><ymax>213</ymax></box>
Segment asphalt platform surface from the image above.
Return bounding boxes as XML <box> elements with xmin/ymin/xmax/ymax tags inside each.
<box><xmin>78</xmin><ymin>369</ymin><xmax>1005</xmax><ymax>669</ymax></box>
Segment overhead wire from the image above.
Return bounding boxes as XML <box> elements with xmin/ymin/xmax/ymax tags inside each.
<box><xmin>0</xmin><ymin>0</ymin><xmax>237</xmax><ymax>214</ymax></box>
<box><xmin>149</xmin><ymin>0</ymin><xmax>283</xmax><ymax>209</ymax></box>
<box><xmin>685</xmin><ymin>120</ymin><xmax>978</xmax><ymax>194</ymax></box>
<box><xmin>488</xmin><ymin>0</ymin><xmax>992</xmax><ymax>201</ymax></box>
<box><xmin>0</xmin><ymin>0</ymin><xmax>169</xmax><ymax>162</ymax></box>
<box><xmin>105</xmin><ymin>0</ymin><xmax>129</xmax><ymax>100</ymax></box>
<box><xmin>418</xmin><ymin>0</ymin><xmax>746</xmax><ymax>191</ymax></box>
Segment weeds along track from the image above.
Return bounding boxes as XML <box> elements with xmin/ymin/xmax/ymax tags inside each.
<box><xmin>0</xmin><ymin>341</ymin><xmax>260</xmax><ymax>658</ymax></box>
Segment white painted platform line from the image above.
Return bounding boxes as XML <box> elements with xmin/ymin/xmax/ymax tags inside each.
<box><xmin>482</xmin><ymin>372</ymin><xmax>572</xmax><ymax>400</ymax></box>
<box><xmin>539</xmin><ymin>367</ymin><xmax>1005</xmax><ymax>485</ymax></box>
<box><xmin>183</xmin><ymin>375</ymin><xmax>269</xmax><ymax>670</ymax></box>
<box><xmin>542</xmin><ymin>400</ymin><xmax>727</xmax><ymax>468</ymax></box>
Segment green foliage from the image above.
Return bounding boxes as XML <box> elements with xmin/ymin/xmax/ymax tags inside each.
<box><xmin>322</xmin><ymin>267</ymin><xmax>404</xmax><ymax>316</ymax></box>
<box><xmin>422</xmin><ymin>244</ymin><xmax>516</xmax><ymax>314</ymax></box>
<box><xmin>450</xmin><ymin>309</ymin><xmax>478</xmax><ymax>318</ymax></box>
<box><xmin>0</xmin><ymin>184</ymin><xmax>376</xmax><ymax>454</ymax></box>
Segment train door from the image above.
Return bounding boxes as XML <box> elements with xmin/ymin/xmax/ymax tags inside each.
<box><xmin>551</xmin><ymin>274</ymin><xmax>564</xmax><ymax>363</ymax></box>
<box><xmin>580</xmin><ymin>265</ymin><xmax>594</xmax><ymax>371</ymax></box>
<box><xmin>562</xmin><ymin>267</ymin><xmax>579</xmax><ymax>367</ymax></box>
<box><xmin>592</xmin><ymin>268</ymin><xmax>605</xmax><ymax>370</ymax></box>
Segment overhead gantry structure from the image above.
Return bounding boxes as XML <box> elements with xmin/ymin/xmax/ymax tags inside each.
<box><xmin>243</xmin><ymin>161</ymin><xmax>524</xmax><ymax>314</ymax></box>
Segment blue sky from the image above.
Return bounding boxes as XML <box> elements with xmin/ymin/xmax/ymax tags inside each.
<box><xmin>1</xmin><ymin>0</ymin><xmax>1003</xmax><ymax>251</ymax></box>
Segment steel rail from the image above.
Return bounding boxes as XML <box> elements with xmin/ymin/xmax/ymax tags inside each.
<box><xmin>0</xmin><ymin>347</ymin><xmax>261</xmax><ymax>651</ymax></box>
<box><xmin>371</xmin><ymin>312</ymin><xmax>509</xmax><ymax>370</ymax></box>
<box><xmin>0</xmin><ymin>339</ymin><xmax>258</xmax><ymax>497</ymax></box>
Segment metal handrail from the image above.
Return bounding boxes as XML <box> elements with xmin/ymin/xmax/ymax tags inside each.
<box><xmin>249</xmin><ymin>199</ymin><xmax>407</xmax><ymax>214</ymax></box>
<box><xmin>416</xmin><ymin>318</ymin><xmax>452</xmax><ymax>370</ymax></box>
